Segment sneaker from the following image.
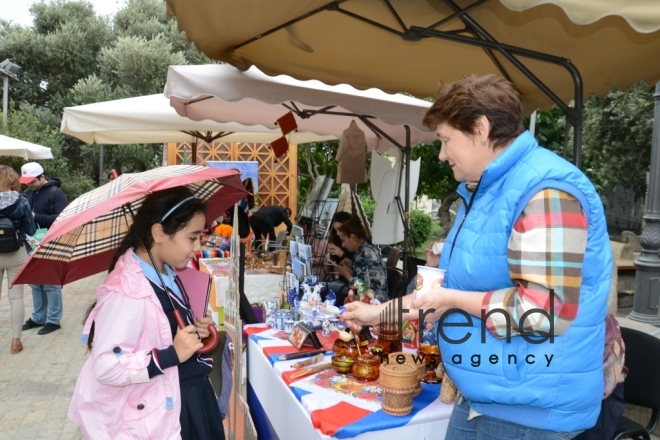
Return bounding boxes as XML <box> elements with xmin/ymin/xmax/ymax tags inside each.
<box><xmin>38</xmin><ymin>323</ymin><xmax>61</xmax><ymax>335</ymax></box>
<box><xmin>22</xmin><ymin>318</ymin><xmax>44</xmax><ymax>330</ymax></box>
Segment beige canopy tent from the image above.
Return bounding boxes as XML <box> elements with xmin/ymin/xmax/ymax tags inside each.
<box><xmin>0</xmin><ymin>134</ymin><xmax>53</xmax><ymax>160</ymax></box>
<box><xmin>164</xmin><ymin>0</ymin><xmax>660</xmax><ymax>167</ymax></box>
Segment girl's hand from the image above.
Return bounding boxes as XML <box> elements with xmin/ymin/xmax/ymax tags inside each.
<box><xmin>341</xmin><ymin>301</ymin><xmax>385</xmax><ymax>330</ymax></box>
<box><xmin>195</xmin><ymin>311</ymin><xmax>214</xmax><ymax>339</ymax></box>
<box><xmin>173</xmin><ymin>324</ymin><xmax>204</xmax><ymax>363</ymax></box>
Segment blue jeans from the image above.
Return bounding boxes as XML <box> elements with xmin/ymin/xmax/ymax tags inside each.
<box><xmin>29</xmin><ymin>284</ymin><xmax>62</xmax><ymax>325</ymax></box>
<box><xmin>446</xmin><ymin>399</ymin><xmax>583</xmax><ymax>440</ymax></box>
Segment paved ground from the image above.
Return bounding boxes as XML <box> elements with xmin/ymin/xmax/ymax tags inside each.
<box><xmin>1</xmin><ymin>271</ymin><xmax>659</xmax><ymax>439</ymax></box>
<box><xmin>0</xmin><ymin>272</ymin><xmax>102</xmax><ymax>440</ymax></box>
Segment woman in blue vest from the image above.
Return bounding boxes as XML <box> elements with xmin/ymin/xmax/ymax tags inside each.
<box><xmin>342</xmin><ymin>75</ymin><xmax>623</xmax><ymax>439</ymax></box>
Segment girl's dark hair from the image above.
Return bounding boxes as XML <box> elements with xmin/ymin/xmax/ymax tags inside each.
<box><xmin>84</xmin><ymin>186</ymin><xmax>207</xmax><ymax>351</ymax></box>
<box><xmin>328</xmin><ymin>211</ymin><xmax>352</xmax><ymax>247</ymax></box>
<box><xmin>338</xmin><ymin>215</ymin><xmax>367</xmax><ymax>240</ymax></box>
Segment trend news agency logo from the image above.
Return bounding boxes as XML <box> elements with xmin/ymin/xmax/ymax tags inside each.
<box><xmin>374</xmin><ymin>289</ymin><xmax>557</xmax><ymax>368</ymax></box>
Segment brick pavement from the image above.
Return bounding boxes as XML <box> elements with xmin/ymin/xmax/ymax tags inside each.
<box><xmin>0</xmin><ymin>272</ymin><xmax>104</xmax><ymax>440</ymax></box>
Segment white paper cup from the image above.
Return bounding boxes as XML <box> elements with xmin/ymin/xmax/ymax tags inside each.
<box><xmin>432</xmin><ymin>241</ymin><xmax>445</xmax><ymax>255</ymax></box>
<box><xmin>415</xmin><ymin>266</ymin><xmax>446</xmax><ymax>298</ymax></box>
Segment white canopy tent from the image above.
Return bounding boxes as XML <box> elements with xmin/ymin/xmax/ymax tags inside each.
<box><xmin>0</xmin><ymin>135</ymin><xmax>53</xmax><ymax>160</ymax></box>
<box><xmin>165</xmin><ymin>64</ymin><xmax>435</xmax><ymax>153</ymax></box>
<box><xmin>164</xmin><ymin>63</ymin><xmax>437</xmax><ymax>257</ymax></box>
<box><xmin>60</xmin><ymin>94</ymin><xmax>335</xmax><ymax>145</ymax></box>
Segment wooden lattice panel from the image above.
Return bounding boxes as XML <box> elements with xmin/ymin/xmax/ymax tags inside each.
<box><xmin>167</xmin><ymin>141</ymin><xmax>298</xmax><ymax>217</ymax></box>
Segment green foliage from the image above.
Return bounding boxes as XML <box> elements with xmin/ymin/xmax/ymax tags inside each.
<box><xmin>0</xmin><ymin>0</ymin><xmax>206</xmax><ymax>201</ymax></box>
<box><xmin>410</xmin><ymin>141</ymin><xmax>456</xmax><ymax>200</ymax></box>
<box><xmin>522</xmin><ymin>83</ymin><xmax>654</xmax><ymax>199</ymax></box>
<box><xmin>0</xmin><ymin>1</ymin><xmax>114</xmax><ymax>110</ymax></box>
<box><xmin>524</xmin><ymin>105</ymin><xmax>566</xmax><ymax>157</ymax></box>
<box><xmin>582</xmin><ymin>82</ymin><xmax>654</xmax><ymax>197</ymax></box>
<box><xmin>361</xmin><ymin>196</ymin><xmax>375</xmax><ymax>225</ymax></box>
<box><xmin>60</xmin><ymin>171</ymin><xmax>95</xmax><ymax>200</ymax></box>
<box><xmin>408</xmin><ymin>210</ymin><xmax>433</xmax><ymax>250</ymax></box>
<box><xmin>98</xmin><ymin>35</ymin><xmax>187</xmax><ymax>95</ymax></box>
<box><xmin>297</xmin><ymin>140</ymin><xmax>340</xmax><ymax>206</ymax></box>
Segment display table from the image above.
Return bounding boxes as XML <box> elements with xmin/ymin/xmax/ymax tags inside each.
<box><xmin>245</xmin><ymin>324</ymin><xmax>452</xmax><ymax>440</ymax></box>
<box><xmin>198</xmin><ymin>258</ymin><xmax>282</xmax><ymax>326</ymax></box>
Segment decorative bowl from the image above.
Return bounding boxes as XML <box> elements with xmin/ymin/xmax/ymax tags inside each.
<box><xmin>333</xmin><ymin>338</ymin><xmax>360</xmax><ymax>359</ymax></box>
<box><xmin>377</xmin><ymin>328</ymin><xmax>402</xmax><ymax>355</ymax></box>
<box><xmin>352</xmin><ymin>354</ymin><xmax>380</xmax><ymax>381</ymax></box>
<box><xmin>417</xmin><ymin>344</ymin><xmax>441</xmax><ymax>384</ymax></box>
<box><xmin>332</xmin><ymin>355</ymin><xmax>355</xmax><ymax>374</ymax></box>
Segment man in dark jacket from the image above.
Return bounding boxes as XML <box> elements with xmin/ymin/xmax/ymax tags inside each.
<box><xmin>249</xmin><ymin>205</ymin><xmax>292</xmax><ymax>250</ymax></box>
<box><xmin>19</xmin><ymin>162</ymin><xmax>68</xmax><ymax>335</ymax></box>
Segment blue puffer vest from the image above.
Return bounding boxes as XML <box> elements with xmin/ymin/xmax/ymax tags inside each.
<box><xmin>438</xmin><ymin>131</ymin><xmax>612</xmax><ymax>432</ymax></box>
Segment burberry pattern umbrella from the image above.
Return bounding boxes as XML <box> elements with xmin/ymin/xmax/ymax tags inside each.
<box><xmin>13</xmin><ymin>165</ymin><xmax>248</xmax><ymax>286</ymax></box>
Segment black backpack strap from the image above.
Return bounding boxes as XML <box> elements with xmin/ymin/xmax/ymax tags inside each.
<box><xmin>47</xmin><ymin>186</ymin><xmax>59</xmax><ymax>215</ymax></box>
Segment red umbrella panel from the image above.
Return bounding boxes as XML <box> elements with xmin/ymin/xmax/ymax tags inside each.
<box><xmin>13</xmin><ymin>165</ymin><xmax>248</xmax><ymax>286</ymax></box>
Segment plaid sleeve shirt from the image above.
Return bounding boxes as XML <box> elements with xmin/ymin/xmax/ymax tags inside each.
<box><xmin>482</xmin><ymin>189</ymin><xmax>588</xmax><ymax>338</ymax></box>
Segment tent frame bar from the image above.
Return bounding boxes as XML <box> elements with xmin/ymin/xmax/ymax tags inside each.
<box><xmin>227</xmin><ymin>0</ymin><xmax>585</xmax><ymax>166</ymax></box>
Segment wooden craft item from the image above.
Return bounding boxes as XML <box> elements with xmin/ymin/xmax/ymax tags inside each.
<box><xmin>290</xmin><ymin>362</ymin><xmax>333</xmax><ymax>379</ymax></box>
<box><xmin>291</xmin><ymin>353</ymin><xmax>324</xmax><ymax>369</ymax></box>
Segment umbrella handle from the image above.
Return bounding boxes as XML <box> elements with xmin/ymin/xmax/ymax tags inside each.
<box><xmin>173</xmin><ymin>309</ymin><xmax>187</xmax><ymax>329</ymax></box>
<box><xmin>197</xmin><ymin>324</ymin><xmax>219</xmax><ymax>354</ymax></box>
<box><xmin>173</xmin><ymin>309</ymin><xmax>219</xmax><ymax>354</ymax></box>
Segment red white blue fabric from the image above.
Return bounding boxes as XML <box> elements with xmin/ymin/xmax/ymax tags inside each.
<box><xmin>245</xmin><ymin>324</ymin><xmax>453</xmax><ymax>439</ymax></box>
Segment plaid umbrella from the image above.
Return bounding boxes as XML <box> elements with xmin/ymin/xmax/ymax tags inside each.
<box><xmin>13</xmin><ymin>165</ymin><xmax>248</xmax><ymax>286</ymax></box>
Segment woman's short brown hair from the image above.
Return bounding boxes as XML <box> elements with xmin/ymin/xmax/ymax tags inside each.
<box><xmin>422</xmin><ymin>74</ymin><xmax>525</xmax><ymax>150</ymax></box>
<box><xmin>338</xmin><ymin>215</ymin><xmax>367</xmax><ymax>240</ymax></box>
<box><xmin>0</xmin><ymin>166</ymin><xmax>19</xmax><ymax>192</ymax></box>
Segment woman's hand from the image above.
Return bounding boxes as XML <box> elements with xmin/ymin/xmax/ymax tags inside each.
<box><xmin>173</xmin><ymin>325</ymin><xmax>204</xmax><ymax>363</ymax></box>
<box><xmin>402</xmin><ymin>288</ymin><xmax>455</xmax><ymax>323</ymax></box>
<box><xmin>194</xmin><ymin>310</ymin><xmax>214</xmax><ymax>339</ymax></box>
<box><xmin>329</xmin><ymin>244</ymin><xmax>346</xmax><ymax>258</ymax></box>
<box><xmin>341</xmin><ymin>301</ymin><xmax>385</xmax><ymax>330</ymax></box>
<box><xmin>336</xmin><ymin>264</ymin><xmax>352</xmax><ymax>280</ymax></box>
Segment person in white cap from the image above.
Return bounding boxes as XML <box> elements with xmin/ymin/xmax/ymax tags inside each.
<box><xmin>19</xmin><ymin>162</ymin><xmax>68</xmax><ymax>335</ymax></box>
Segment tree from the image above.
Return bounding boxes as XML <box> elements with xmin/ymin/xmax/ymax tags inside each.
<box><xmin>297</xmin><ymin>140</ymin><xmax>340</xmax><ymax>207</ymax></box>
<box><xmin>582</xmin><ymin>82</ymin><xmax>654</xmax><ymax>197</ymax></box>
<box><xmin>411</xmin><ymin>141</ymin><xmax>458</xmax><ymax>237</ymax></box>
<box><xmin>0</xmin><ymin>0</ymin><xmax>208</xmax><ymax>190</ymax></box>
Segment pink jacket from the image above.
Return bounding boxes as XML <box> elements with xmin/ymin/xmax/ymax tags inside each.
<box><xmin>68</xmin><ymin>250</ymin><xmax>182</xmax><ymax>440</ymax></box>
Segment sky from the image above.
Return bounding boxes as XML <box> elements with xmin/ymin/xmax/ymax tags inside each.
<box><xmin>0</xmin><ymin>0</ymin><xmax>125</xmax><ymax>27</ymax></box>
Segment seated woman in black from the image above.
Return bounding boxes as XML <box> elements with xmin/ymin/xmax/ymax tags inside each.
<box><xmin>327</xmin><ymin>211</ymin><xmax>353</xmax><ymax>265</ymax></box>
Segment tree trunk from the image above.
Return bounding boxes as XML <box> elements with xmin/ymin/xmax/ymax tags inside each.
<box><xmin>438</xmin><ymin>190</ymin><xmax>460</xmax><ymax>239</ymax></box>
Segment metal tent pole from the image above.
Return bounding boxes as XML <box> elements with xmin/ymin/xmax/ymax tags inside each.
<box><xmin>629</xmin><ymin>81</ymin><xmax>660</xmax><ymax>325</ymax></box>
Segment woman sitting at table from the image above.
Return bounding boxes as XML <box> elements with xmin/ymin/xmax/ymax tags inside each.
<box><xmin>334</xmin><ymin>216</ymin><xmax>388</xmax><ymax>303</ymax></box>
<box><xmin>327</xmin><ymin>211</ymin><xmax>353</xmax><ymax>266</ymax></box>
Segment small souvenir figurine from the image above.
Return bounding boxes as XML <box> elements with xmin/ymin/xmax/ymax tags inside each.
<box><xmin>421</xmin><ymin>321</ymin><xmax>438</xmax><ymax>346</ymax></box>
<box><xmin>321</xmin><ymin>320</ymin><xmax>331</xmax><ymax>337</ymax></box>
<box><xmin>344</xmin><ymin>288</ymin><xmax>357</xmax><ymax>304</ymax></box>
